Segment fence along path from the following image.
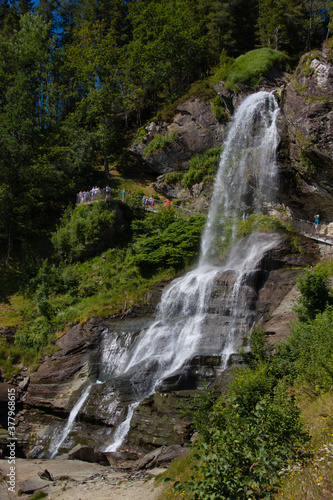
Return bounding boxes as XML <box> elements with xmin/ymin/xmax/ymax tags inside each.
<box><xmin>286</xmin><ymin>217</ymin><xmax>333</xmax><ymax>246</ymax></box>
<box><xmin>76</xmin><ymin>187</ymin><xmax>200</xmax><ymax>216</ymax></box>
<box><xmin>76</xmin><ymin>188</ymin><xmax>333</xmax><ymax>245</ymax></box>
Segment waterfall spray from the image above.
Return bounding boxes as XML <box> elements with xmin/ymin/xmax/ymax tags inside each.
<box><xmin>47</xmin><ymin>91</ymin><xmax>281</xmax><ymax>456</ymax></box>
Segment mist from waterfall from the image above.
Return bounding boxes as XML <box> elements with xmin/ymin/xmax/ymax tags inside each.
<box><xmin>102</xmin><ymin>91</ymin><xmax>280</xmax><ymax>451</ymax></box>
<box><xmin>46</xmin><ymin>91</ymin><xmax>280</xmax><ymax>456</ymax></box>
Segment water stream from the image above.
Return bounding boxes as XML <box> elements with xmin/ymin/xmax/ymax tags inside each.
<box><xmin>47</xmin><ymin>91</ymin><xmax>281</xmax><ymax>455</ymax></box>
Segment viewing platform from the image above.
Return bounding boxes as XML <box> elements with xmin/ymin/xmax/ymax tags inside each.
<box><xmin>286</xmin><ymin>217</ymin><xmax>333</xmax><ymax>246</ymax></box>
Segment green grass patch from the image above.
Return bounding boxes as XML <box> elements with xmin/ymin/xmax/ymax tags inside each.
<box><xmin>224</xmin><ymin>48</ymin><xmax>286</xmax><ymax>90</ymax></box>
<box><xmin>275</xmin><ymin>391</ymin><xmax>333</xmax><ymax>500</ymax></box>
<box><xmin>165</xmin><ymin>147</ymin><xmax>222</xmax><ymax>189</ymax></box>
<box><xmin>156</xmin><ymin>449</ymin><xmax>198</xmax><ymax>500</ymax></box>
<box><xmin>0</xmin><ymin>295</ymin><xmax>29</xmax><ymax>327</ymax></box>
<box><xmin>142</xmin><ymin>131</ymin><xmax>178</xmax><ymax>156</ymax></box>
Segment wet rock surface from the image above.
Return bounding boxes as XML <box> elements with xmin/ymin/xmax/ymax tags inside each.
<box><xmin>13</xmin><ymin>228</ymin><xmax>322</xmax><ymax>458</ymax></box>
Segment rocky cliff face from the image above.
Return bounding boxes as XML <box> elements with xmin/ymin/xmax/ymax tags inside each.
<box><xmin>278</xmin><ymin>46</ymin><xmax>333</xmax><ymax>220</ymax></box>
<box><xmin>10</xmin><ymin>48</ymin><xmax>333</xmax><ymax>458</ymax></box>
<box><xmin>134</xmin><ymin>48</ymin><xmax>333</xmax><ymax>224</ymax></box>
<box><xmin>130</xmin><ymin>99</ymin><xmax>228</xmax><ymax>175</ymax></box>
<box><xmin>15</xmin><ymin>230</ymin><xmax>320</xmax><ymax>457</ymax></box>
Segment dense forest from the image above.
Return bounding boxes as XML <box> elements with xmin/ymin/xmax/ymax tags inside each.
<box><xmin>1</xmin><ymin>0</ymin><xmax>333</xmax><ymax>265</ymax></box>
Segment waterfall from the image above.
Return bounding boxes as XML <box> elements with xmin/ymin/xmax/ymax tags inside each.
<box><xmin>46</xmin><ymin>91</ymin><xmax>281</xmax><ymax>456</ymax></box>
<box><xmin>48</xmin><ymin>383</ymin><xmax>94</xmax><ymax>459</ymax></box>
<box><xmin>102</xmin><ymin>90</ymin><xmax>281</xmax><ymax>451</ymax></box>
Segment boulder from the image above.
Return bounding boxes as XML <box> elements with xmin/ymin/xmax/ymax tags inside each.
<box><xmin>130</xmin><ymin>97</ymin><xmax>227</xmax><ymax>175</ymax></box>
<box><xmin>133</xmin><ymin>444</ymin><xmax>189</xmax><ymax>470</ymax></box>
<box><xmin>68</xmin><ymin>444</ymin><xmax>110</xmax><ymax>466</ymax></box>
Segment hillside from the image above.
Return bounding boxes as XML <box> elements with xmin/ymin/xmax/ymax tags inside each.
<box><xmin>2</xmin><ymin>2</ymin><xmax>333</xmax><ymax>497</ymax></box>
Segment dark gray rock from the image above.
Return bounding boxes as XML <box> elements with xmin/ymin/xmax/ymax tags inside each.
<box><xmin>131</xmin><ymin>97</ymin><xmax>227</xmax><ymax>176</ymax></box>
<box><xmin>68</xmin><ymin>444</ymin><xmax>110</xmax><ymax>466</ymax></box>
<box><xmin>278</xmin><ymin>49</ymin><xmax>333</xmax><ymax>220</ymax></box>
<box><xmin>133</xmin><ymin>444</ymin><xmax>189</xmax><ymax>470</ymax></box>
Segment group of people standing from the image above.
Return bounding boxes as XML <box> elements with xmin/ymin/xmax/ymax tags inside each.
<box><xmin>77</xmin><ymin>186</ymin><xmax>105</xmax><ymax>203</ymax></box>
<box><xmin>142</xmin><ymin>195</ymin><xmax>155</xmax><ymax>209</ymax></box>
<box><xmin>77</xmin><ymin>185</ymin><xmax>173</xmax><ymax>210</ymax></box>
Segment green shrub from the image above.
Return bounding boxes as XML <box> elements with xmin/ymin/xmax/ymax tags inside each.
<box><xmin>174</xmin><ymin>379</ymin><xmax>309</xmax><ymax>499</ymax></box>
<box><xmin>51</xmin><ymin>203</ymin><xmax>116</xmax><ymax>261</ymax></box>
<box><xmin>225</xmin><ymin>48</ymin><xmax>286</xmax><ymax>90</ymax></box>
<box><xmin>293</xmin><ymin>267</ymin><xmax>331</xmax><ymax>321</ymax></box>
<box><xmin>182</xmin><ymin>147</ymin><xmax>221</xmax><ymax>188</ymax></box>
<box><xmin>142</xmin><ymin>131</ymin><xmax>178</xmax><ymax>156</ymax></box>
<box><xmin>132</xmin><ymin>214</ymin><xmax>206</xmax><ymax>274</ymax></box>
<box><xmin>241</xmin><ymin>327</ymin><xmax>273</xmax><ymax>368</ymax></box>
<box><xmin>165</xmin><ymin>171</ymin><xmax>184</xmax><ymax>184</ymax></box>
<box><xmin>212</xmin><ymin>95</ymin><xmax>229</xmax><ymax>123</ymax></box>
<box><xmin>276</xmin><ymin>306</ymin><xmax>333</xmax><ymax>392</ymax></box>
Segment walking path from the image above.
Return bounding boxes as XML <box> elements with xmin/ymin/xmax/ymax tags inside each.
<box><xmin>0</xmin><ymin>457</ymin><xmax>165</xmax><ymax>500</ymax></box>
<box><xmin>75</xmin><ymin>187</ymin><xmax>333</xmax><ymax>245</ymax></box>
<box><xmin>76</xmin><ymin>186</ymin><xmax>200</xmax><ymax>216</ymax></box>
<box><xmin>286</xmin><ymin>217</ymin><xmax>333</xmax><ymax>246</ymax></box>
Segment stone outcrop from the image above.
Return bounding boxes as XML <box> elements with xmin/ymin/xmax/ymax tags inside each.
<box><xmin>68</xmin><ymin>444</ymin><xmax>110</xmax><ymax>466</ymax></box>
<box><xmin>15</xmin><ymin>228</ymin><xmax>320</xmax><ymax>457</ymax></box>
<box><xmin>130</xmin><ymin>98</ymin><xmax>228</xmax><ymax>175</ymax></box>
<box><xmin>10</xmin><ymin>50</ymin><xmax>333</xmax><ymax>460</ymax></box>
<box><xmin>277</xmin><ymin>47</ymin><xmax>333</xmax><ymax>220</ymax></box>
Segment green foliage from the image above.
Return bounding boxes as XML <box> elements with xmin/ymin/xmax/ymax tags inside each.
<box><xmin>6</xmin><ymin>209</ymin><xmax>206</xmax><ymax>363</ymax></box>
<box><xmin>174</xmin><ymin>376</ymin><xmax>309</xmax><ymax>499</ymax></box>
<box><xmin>256</xmin><ymin>0</ymin><xmax>308</xmax><ymax>55</ymax></box>
<box><xmin>276</xmin><ymin>306</ymin><xmax>333</xmax><ymax>393</ymax></box>
<box><xmin>237</xmin><ymin>214</ymin><xmax>285</xmax><ymax>238</ymax></box>
<box><xmin>51</xmin><ymin>203</ymin><xmax>116</xmax><ymax>261</ymax></box>
<box><xmin>142</xmin><ymin>132</ymin><xmax>178</xmax><ymax>156</ymax></box>
<box><xmin>165</xmin><ymin>171</ymin><xmax>184</xmax><ymax>184</ymax></box>
<box><xmin>211</xmin><ymin>50</ymin><xmax>235</xmax><ymax>83</ymax></box>
<box><xmin>293</xmin><ymin>267</ymin><xmax>331</xmax><ymax>321</ymax></box>
<box><xmin>182</xmin><ymin>147</ymin><xmax>222</xmax><ymax>188</ymax></box>
<box><xmin>225</xmin><ymin>48</ymin><xmax>286</xmax><ymax>90</ymax></box>
<box><xmin>163</xmin><ymin>147</ymin><xmax>222</xmax><ymax>190</ymax></box>
<box><xmin>270</xmin><ymin>265</ymin><xmax>333</xmax><ymax>392</ymax></box>
<box><xmin>132</xmin><ymin>212</ymin><xmax>206</xmax><ymax>274</ymax></box>
<box><xmin>212</xmin><ymin>95</ymin><xmax>230</xmax><ymax>123</ymax></box>
<box><xmin>298</xmin><ymin>149</ymin><xmax>317</xmax><ymax>175</ymax></box>
<box><xmin>241</xmin><ymin>327</ymin><xmax>273</xmax><ymax>368</ymax></box>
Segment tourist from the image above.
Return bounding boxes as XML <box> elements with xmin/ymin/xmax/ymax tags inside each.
<box><xmin>314</xmin><ymin>213</ymin><xmax>320</xmax><ymax>226</ymax></box>
<box><xmin>150</xmin><ymin>196</ymin><xmax>154</xmax><ymax>208</ymax></box>
<box><xmin>122</xmin><ymin>189</ymin><xmax>126</xmax><ymax>202</ymax></box>
<box><xmin>142</xmin><ymin>195</ymin><xmax>146</xmax><ymax>208</ymax></box>
<box><xmin>166</xmin><ymin>199</ymin><xmax>171</xmax><ymax>208</ymax></box>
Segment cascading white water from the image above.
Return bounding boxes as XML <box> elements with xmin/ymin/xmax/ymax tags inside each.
<box><xmin>48</xmin><ymin>383</ymin><xmax>94</xmax><ymax>459</ymax></box>
<box><xmin>102</xmin><ymin>91</ymin><xmax>281</xmax><ymax>451</ymax></box>
<box><xmin>200</xmin><ymin>91</ymin><xmax>280</xmax><ymax>262</ymax></box>
<box><xmin>47</xmin><ymin>91</ymin><xmax>281</xmax><ymax>456</ymax></box>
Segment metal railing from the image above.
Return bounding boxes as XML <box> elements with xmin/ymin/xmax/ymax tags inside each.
<box><xmin>76</xmin><ymin>190</ymin><xmax>333</xmax><ymax>244</ymax></box>
<box><xmin>76</xmin><ymin>187</ymin><xmax>200</xmax><ymax>217</ymax></box>
<box><xmin>287</xmin><ymin>217</ymin><xmax>333</xmax><ymax>244</ymax></box>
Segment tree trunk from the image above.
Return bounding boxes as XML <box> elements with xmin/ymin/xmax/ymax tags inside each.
<box><xmin>104</xmin><ymin>153</ymin><xmax>109</xmax><ymax>177</ymax></box>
